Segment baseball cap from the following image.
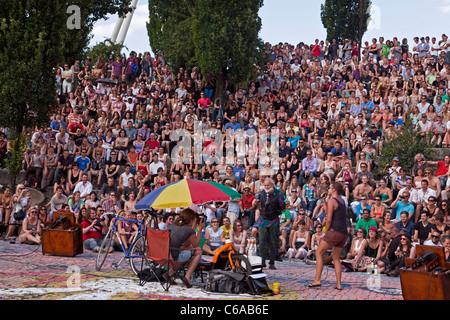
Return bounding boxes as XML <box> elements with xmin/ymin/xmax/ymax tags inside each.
<box><xmin>393</xmin><ymin>156</ymin><xmax>400</xmax><ymax>161</ymax></box>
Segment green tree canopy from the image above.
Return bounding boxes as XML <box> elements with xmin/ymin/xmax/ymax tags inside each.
<box><xmin>193</xmin><ymin>0</ymin><xmax>265</xmax><ymax>99</ymax></box>
<box><xmin>61</xmin><ymin>0</ymin><xmax>133</xmax><ymax>65</ymax></box>
<box><xmin>0</xmin><ymin>0</ymin><xmax>65</xmax><ymax>133</ymax></box>
<box><xmin>147</xmin><ymin>0</ymin><xmax>197</xmax><ymax>71</ymax></box>
<box><xmin>320</xmin><ymin>0</ymin><xmax>371</xmax><ymax>45</ymax></box>
<box><xmin>147</xmin><ymin>0</ymin><xmax>265</xmax><ymax>100</ymax></box>
<box><xmin>86</xmin><ymin>39</ymin><xmax>127</xmax><ymax>63</ymax></box>
<box><xmin>377</xmin><ymin>116</ymin><xmax>434</xmax><ymax>175</ymax></box>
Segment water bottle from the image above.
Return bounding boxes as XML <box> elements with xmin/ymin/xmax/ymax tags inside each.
<box><xmin>374</xmin><ymin>264</ymin><xmax>380</xmax><ymax>276</ymax></box>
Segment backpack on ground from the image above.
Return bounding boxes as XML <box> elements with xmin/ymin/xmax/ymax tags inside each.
<box><xmin>205</xmin><ymin>270</ymin><xmax>246</xmax><ymax>294</ymax></box>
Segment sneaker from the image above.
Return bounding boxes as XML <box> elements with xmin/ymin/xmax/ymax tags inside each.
<box><xmin>269</xmin><ymin>264</ymin><xmax>276</xmax><ymax>270</ymax></box>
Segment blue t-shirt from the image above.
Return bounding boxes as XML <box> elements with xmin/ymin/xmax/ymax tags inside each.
<box><xmin>331</xmin><ymin>147</ymin><xmax>345</xmax><ymax>156</ymax></box>
<box><xmin>393</xmin><ymin>118</ymin><xmax>404</xmax><ymax>129</ymax></box>
<box><xmin>75</xmin><ymin>156</ymin><xmax>91</xmax><ymax>171</ymax></box>
<box><xmin>50</xmin><ymin>120</ymin><xmax>66</xmax><ymax>131</ymax></box>
<box><xmin>362</xmin><ymin>100</ymin><xmax>375</xmax><ymax>114</ymax></box>
<box><xmin>233</xmin><ymin>166</ymin><xmax>246</xmax><ymax>182</ymax></box>
<box><xmin>288</xmin><ymin>136</ymin><xmax>301</xmax><ymax>149</ymax></box>
<box><xmin>224</xmin><ymin>122</ymin><xmax>241</xmax><ymax>132</ymax></box>
<box><xmin>355</xmin><ymin>204</ymin><xmax>371</xmax><ymax>221</ymax></box>
<box><xmin>393</xmin><ymin>201</ymin><xmax>415</xmax><ymax>220</ymax></box>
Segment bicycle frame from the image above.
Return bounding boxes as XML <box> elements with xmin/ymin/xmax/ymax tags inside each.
<box><xmin>107</xmin><ymin>215</ymin><xmax>147</xmax><ymax>268</ymax></box>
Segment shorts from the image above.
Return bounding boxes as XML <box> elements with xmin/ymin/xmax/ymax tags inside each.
<box><xmin>322</xmin><ymin>229</ymin><xmax>348</xmax><ymax>248</ymax></box>
<box><xmin>175</xmin><ymin>250</ymin><xmax>192</xmax><ymax>263</ymax></box>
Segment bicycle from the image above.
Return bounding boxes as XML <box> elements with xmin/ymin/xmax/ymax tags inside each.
<box><xmin>95</xmin><ymin>210</ymin><xmax>159</xmax><ymax>275</ymax></box>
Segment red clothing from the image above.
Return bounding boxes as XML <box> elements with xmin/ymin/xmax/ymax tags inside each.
<box><xmin>81</xmin><ymin>220</ymin><xmax>102</xmax><ymax>242</ymax></box>
<box><xmin>312</xmin><ymin>44</ymin><xmax>321</xmax><ymax>57</ymax></box>
<box><xmin>198</xmin><ymin>97</ymin><xmax>212</xmax><ymax>109</ymax></box>
<box><xmin>240</xmin><ymin>193</ymin><xmax>255</xmax><ymax>209</ymax></box>
<box><xmin>145</xmin><ymin>139</ymin><xmax>159</xmax><ymax>150</ymax></box>
<box><xmin>436</xmin><ymin>161</ymin><xmax>449</xmax><ymax>177</ymax></box>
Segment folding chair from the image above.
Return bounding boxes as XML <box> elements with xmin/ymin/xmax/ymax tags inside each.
<box><xmin>138</xmin><ymin>229</ymin><xmax>192</xmax><ymax>291</ymax></box>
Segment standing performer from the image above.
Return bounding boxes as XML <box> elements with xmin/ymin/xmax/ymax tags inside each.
<box><xmin>309</xmin><ymin>181</ymin><xmax>348</xmax><ymax>290</ymax></box>
<box><xmin>258</xmin><ymin>178</ymin><xmax>286</xmax><ymax>270</ymax></box>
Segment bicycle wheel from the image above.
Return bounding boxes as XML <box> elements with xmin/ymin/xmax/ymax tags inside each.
<box><xmin>96</xmin><ymin>229</ymin><xmax>114</xmax><ymax>271</ymax></box>
<box><xmin>225</xmin><ymin>254</ymin><xmax>252</xmax><ymax>276</ymax></box>
<box><xmin>129</xmin><ymin>233</ymin><xmax>149</xmax><ymax>275</ymax></box>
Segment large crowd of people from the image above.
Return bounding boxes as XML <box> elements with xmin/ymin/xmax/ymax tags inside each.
<box><xmin>1</xmin><ymin>35</ymin><xmax>450</xmax><ymax>278</ymax></box>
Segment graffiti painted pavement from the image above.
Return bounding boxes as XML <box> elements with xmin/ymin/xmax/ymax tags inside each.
<box><xmin>0</xmin><ymin>240</ymin><xmax>403</xmax><ymax>301</ymax></box>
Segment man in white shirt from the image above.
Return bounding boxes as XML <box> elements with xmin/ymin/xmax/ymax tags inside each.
<box><xmin>149</xmin><ymin>153</ymin><xmax>165</xmax><ymax>176</ymax></box>
<box><xmin>290</xmin><ymin>58</ymin><xmax>301</xmax><ymax>73</ymax></box>
<box><xmin>417</xmin><ymin>179</ymin><xmax>437</xmax><ymax>203</ymax></box>
<box><xmin>73</xmin><ymin>173</ymin><xmax>93</xmax><ymax>199</ymax></box>
<box><xmin>398</xmin><ymin>178</ymin><xmax>419</xmax><ymax>206</ymax></box>
<box><xmin>175</xmin><ymin>82</ymin><xmax>187</xmax><ymax>99</ymax></box>
<box><xmin>117</xmin><ymin>164</ymin><xmax>134</xmax><ymax>196</ymax></box>
<box><xmin>431</xmin><ymin>37</ymin><xmax>441</xmax><ymax>62</ymax></box>
<box><xmin>417</xmin><ymin>95</ymin><xmax>430</xmax><ymax>114</ymax></box>
<box><xmin>417</xmin><ymin>114</ymin><xmax>432</xmax><ymax>139</ymax></box>
<box><xmin>423</xmin><ymin>230</ymin><xmax>443</xmax><ymax>247</ymax></box>
<box><xmin>416</xmin><ymin>179</ymin><xmax>437</xmax><ymax>223</ymax></box>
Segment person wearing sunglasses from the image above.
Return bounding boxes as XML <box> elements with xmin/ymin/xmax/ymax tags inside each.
<box><xmin>385</xmin><ymin>233</ymin><xmax>416</xmax><ymax>277</ymax></box>
<box><xmin>423</xmin><ymin>230</ymin><xmax>443</xmax><ymax>247</ymax></box>
<box><xmin>18</xmin><ymin>207</ymin><xmax>41</xmax><ymax>245</ymax></box>
<box><xmin>415</xmin><ymin>180</ymin><xmax>437</xmax><ymax>223</ymax></box>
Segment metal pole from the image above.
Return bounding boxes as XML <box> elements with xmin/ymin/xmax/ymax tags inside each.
<box><xmin>117</xmin><ymin>0</ymin><xmax>138</xmax><ymax>45</ymax></box>
<box><xmin>111</xmin><ymin>17</ymin><xmax>124</xmax><ymax>43</ymax></box>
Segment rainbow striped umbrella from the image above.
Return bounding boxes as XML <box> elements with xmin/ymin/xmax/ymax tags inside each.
<box><xmin>135</xmin><ymin>178</ymin><xmax>241</xmax><ymax>210</ymax></box>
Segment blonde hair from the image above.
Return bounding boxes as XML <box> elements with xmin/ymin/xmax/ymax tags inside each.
<box><xmin>16</xmin><ymin>184</ymin><xmax>25</xmax><ymax>194</ymax></box>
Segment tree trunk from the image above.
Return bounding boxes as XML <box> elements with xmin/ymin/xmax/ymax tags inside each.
<box><xmin>214</xmin><ymin>72</ymin><xmax>227</xmax><ymax>107</ymax></box>
<box><xmin>358</xmin><ymin>0</ymin><xmax>369</xmax><ymax>59</ymax></box>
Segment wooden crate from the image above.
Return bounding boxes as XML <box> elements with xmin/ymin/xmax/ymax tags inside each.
<box><xmin>41</xmin><ymin>212</ymin><xmax>83</xmax><ymax>257</ymax></box>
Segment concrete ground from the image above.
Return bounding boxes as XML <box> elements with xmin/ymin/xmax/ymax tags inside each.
<box><xmin>0</xmin><ymin>239</ymin><xmax>403</xmax><ymax>301</ymax></box>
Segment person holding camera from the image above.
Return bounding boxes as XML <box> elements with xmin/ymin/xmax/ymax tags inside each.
<box><xmin>5</xmin><ymin>185</ymin><xmax>32</xmax><ymax>241</ymax></box>
<box><xmin>390</xmin><ymin>190</ymin><xmax>415</xmax><ymax>221</ymax></box>
<box><xmin>166</xmin><ymin>208</ymin><xmax>205</xmax><ymax>288</ymax></box>
<box><xmin>382</xmin><ymin>157</ymin><xmax>402</xmax><ymax>189</ymax></box>
<box><xmin>82</xmin><ymin>207</ymin><xmax>108</xmax><ymax>252</ymax></box>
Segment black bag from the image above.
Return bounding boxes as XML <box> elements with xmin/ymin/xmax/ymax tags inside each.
<box><xmin>205</xmin><ymin>270</ymin><xmax>246</xmax><ymax>294</ymax></box>
<box><xmin>245</xmin><ymin>273</ymin><xmax>271</xmax><ymax>295</ymax></box>
<box><xmin>13</xmin><ymin>209</ymin><xmax>26</xmax><ymax>221</ymax></box>
<box><xmin>137</xmin><ymin>266</ymin><xmax>164</xmax><ymax>283</ymax></box>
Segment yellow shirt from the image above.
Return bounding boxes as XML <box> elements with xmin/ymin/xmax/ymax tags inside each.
<box><xmin>220</xmin><ymin>225</ymin><xmax>232</xmax><ymax>240</ymax></box>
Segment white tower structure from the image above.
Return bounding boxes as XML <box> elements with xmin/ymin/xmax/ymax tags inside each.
<box><xmin>111</xmin><ymin>0</ymin><xmax>139</xmax><ymax>45</ymax></box>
